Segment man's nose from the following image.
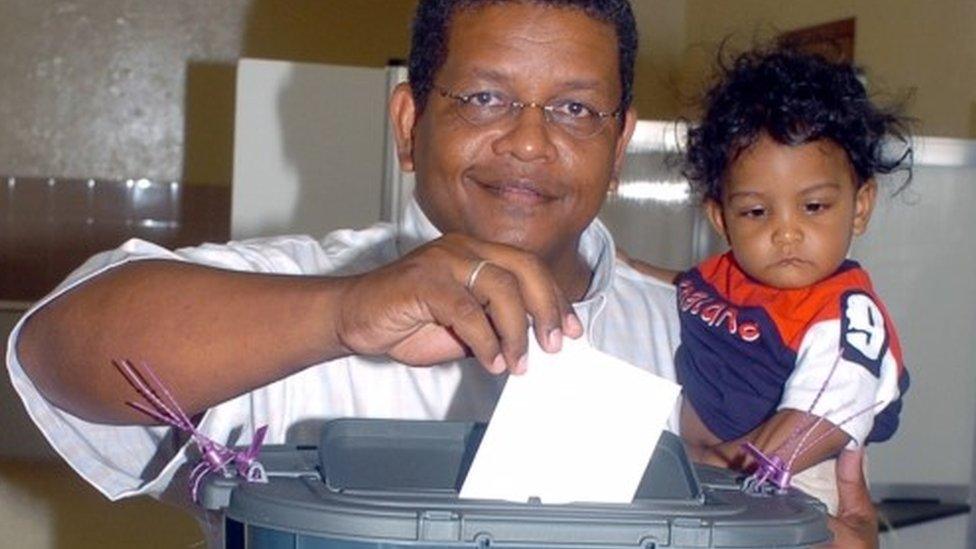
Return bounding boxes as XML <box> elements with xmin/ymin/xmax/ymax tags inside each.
<box><xmin>491</xmin><ymin>106</ymin><xmax>557</xmax><ymax>162</ymax></box>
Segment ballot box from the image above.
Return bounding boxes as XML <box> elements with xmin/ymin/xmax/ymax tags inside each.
<box><xmin>201</xmin><ymin>418</ymin><xmax>830</xmax><ymax>548</ymax></box>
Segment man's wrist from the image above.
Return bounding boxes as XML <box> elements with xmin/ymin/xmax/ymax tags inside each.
<box><xmin>310</xmin><ymin>274</ymin><xmax>358</xmax><ymax>363</ymax></box>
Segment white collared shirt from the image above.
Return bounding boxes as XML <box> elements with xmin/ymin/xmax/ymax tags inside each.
<box><xmin>5</xmin><ymin>199</ymin><xmax>680</xmax><ymax>502</ymax></box>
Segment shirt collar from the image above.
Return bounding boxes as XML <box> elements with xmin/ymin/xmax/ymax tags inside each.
<box><xmin>396</xmin><ymin>197</ymin><xmax>617</xmax><ymax>303</ymax></box>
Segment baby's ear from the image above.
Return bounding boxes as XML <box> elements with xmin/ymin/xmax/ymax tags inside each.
<box><xmin>704</xmin><ymin>198</ymin><xmax>730</xmax><ymax>242</ymax></box>
<box><xmin>853</xmin><ymin>180</ymin><xmax>878</xmax><ymax>236</ymax></box>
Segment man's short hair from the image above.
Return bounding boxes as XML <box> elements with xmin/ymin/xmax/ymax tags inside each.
<box><xmin>408</xmin><ymin>0</ymin><xmax>637</xmax><ymax>114</ymax></box>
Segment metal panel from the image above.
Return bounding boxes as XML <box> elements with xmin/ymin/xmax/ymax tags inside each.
<box><xmin>382</xmin><ymin>65</ymin><xmax>412</xmax><ymax>226</ymax></box>
<box><xmin>600</xmin><ymin>120</ymin><xmax>720</xmax><ymax>270</ymax></box>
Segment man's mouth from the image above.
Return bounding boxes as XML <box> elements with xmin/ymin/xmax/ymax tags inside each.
<box><xmin>471</xmin><ymin>177</ymin><xmax>557</xmax><ymax>206</ymax></box>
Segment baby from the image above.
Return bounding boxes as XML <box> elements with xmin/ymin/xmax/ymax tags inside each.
<box><xmin>632</xmin><ymin>47</ymin><xmax>912</xmax><ymax>512</ymax></box>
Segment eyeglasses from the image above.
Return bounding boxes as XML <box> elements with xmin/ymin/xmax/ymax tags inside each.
<box><xmin>436</xmin><ymin>86</ymin><xmax>621</xmax><ymax>139</ymax></box>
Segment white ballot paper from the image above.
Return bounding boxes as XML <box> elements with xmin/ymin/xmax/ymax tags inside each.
<box><xmin>459</xmin><ymin>336</ymin><xmax>681</xmax><ymax>504</ymax></box>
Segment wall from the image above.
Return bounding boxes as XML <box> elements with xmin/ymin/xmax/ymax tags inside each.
<box><xmin>631</xmin><ymin>0</ymin><xmax>687</xmax><ymax>120</ymax></box>
<box><xmin>680</xmin><ymin>0</ymin><xmax>976</xmax><ymax>138</ymax></box>
<box><xmin>0</xmin><ymin>1</ymin><xmax>247</xmax><ymax>184</ymax></box>
<box><xmin>0</xmin><ymin>0</ymin><xmax>416</xmax><ymax>187</ymax></box>
<box><xmin>0</xmin><ymin>457</ymin><xmax>203</xmax><ymax>547</ymax></box>
<box><xmin>4</xmin><ymin>1</ymin><xmax>973</xmax><ymax>184</ymax></box>
<box><xmin>0</xmin><ymin>310</ymin><xmax>48</xmax><ymax>458</ymax></box>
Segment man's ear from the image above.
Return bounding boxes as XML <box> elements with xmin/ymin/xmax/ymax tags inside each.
<box><xmin>852</xmin><ymin>179</ymin><xmax>877</xmax><ymax>236</ymax></box>
<box><xmin>609</xmin><ymin>107</ymin><xmax>638</xmax><ymax>193</ymax></box>
<box><xmin>389</xmin><ymin>82</ymin><xmax>417</xmax><ymax>173</ymax></box>
<box><xmin>704</xmin><ymin>198</ymin><xmax>730</xmax><ymax>243</ymax></box>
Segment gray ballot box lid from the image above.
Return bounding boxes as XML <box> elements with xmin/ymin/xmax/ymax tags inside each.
<box><xmin>201</xmin><ymin>418</ymin><xmax>831</xmax><ymax>548</ymax></box>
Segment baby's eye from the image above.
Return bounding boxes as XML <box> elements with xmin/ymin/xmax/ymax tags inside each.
<box><xmin>740</xmin><ymin>206</ymin><xmax>767</xmax><ymax>218</ymax></box>
<box><xmin>804</xmin><ymin>201</ymin><xmax>830</xmax><ymax>214</ymax></box>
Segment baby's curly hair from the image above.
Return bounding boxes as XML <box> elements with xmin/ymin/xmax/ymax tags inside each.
<box><xmin>684</xmin><ymin>46</ymin><xmax>913</xmax><ymax>202</ymax></box>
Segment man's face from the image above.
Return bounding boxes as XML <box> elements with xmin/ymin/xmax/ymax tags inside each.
<box><xmin>392</xmin><ymin>3</ymin><xmax>636</xmax><ymax>262</ymax></box>
<box><xmin>706</xmin><ymin>134</ymin><xmax>876</xmax><ymax>289</ymax></box>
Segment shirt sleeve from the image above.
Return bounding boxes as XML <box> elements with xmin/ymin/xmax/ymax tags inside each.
<box><xmin>4</xmin><ymin>234</ymin><xmax>378</xmax><ymax>500</ymax></box>
<box><xmin>778</xmin><ymin>290</ymin><xmax>905</xmax><ymax>448</ymax></box>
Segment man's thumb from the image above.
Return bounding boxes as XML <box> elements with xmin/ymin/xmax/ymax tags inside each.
<box><xmin>835</xmin><ymin>448</ymin><xmax>871</xmax><ymax>511</ymax></box>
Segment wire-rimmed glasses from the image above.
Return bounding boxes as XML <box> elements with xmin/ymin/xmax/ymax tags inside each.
<box><xmin>436</xmin><ymin>86</ymin><xmax>621</xmax><ymax>139</ymax></box>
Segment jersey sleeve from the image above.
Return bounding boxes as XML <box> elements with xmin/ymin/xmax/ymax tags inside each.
<box><xmin>778</xmin><ymin>290</ymin><xmax>908</xmax><ymax>448</ymax></box>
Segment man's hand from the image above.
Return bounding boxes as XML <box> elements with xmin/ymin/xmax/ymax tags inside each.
<box><xmin>335</xmin><ymin>233</ymin><xmax>584</xmax><ymax>374</ymax></box>
<box><xmin>818</xmin><ymin>449</ymin><xmax>879</xmax><ymax>548</ymax></box>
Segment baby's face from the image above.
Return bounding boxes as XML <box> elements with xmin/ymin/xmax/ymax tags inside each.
<box><xmin>705</xmin><ymin>133</ymin><xmax>876</xmax><ymax>289</ymax></box>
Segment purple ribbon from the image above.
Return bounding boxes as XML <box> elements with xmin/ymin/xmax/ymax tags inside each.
<box><xmin>741</xmin><ymin>442</ymin><xmax>792</xmax><ymax>493</ymax></box>
<box><xmin>114</xmin><ymin>359</ymin><xmax>269</xmax><ymax>502</ymax></box>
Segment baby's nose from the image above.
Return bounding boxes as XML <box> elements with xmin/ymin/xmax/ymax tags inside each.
<box><xmin>772</xmin><ymin>223</ymin><xmax>803</xmax><ymax>245</ymax></box>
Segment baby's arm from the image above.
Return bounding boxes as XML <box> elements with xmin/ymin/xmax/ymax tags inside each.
<box><xmin>615</xmin><ymin>247</ymin><xmax>680</xmax><ymax>284</ymax></box>
<box><xmin>697</xmin><ymin>408</ymin><xmax>851</xmax><ymax>474</ymax></box>
<box><xmin>696</xmin><ymin>290</ymin><xmax>905</xmax><ymax>473</ymax></box>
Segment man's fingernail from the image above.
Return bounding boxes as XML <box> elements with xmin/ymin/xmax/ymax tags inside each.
<box><xmin>515</xmin><ymin>354</ymin><xmax>528</xmax><ymax>375</ymax></box>
<box><xmin>565</xmin><ymin>313</ymin><xmax>583</xmax><ymax>336</ymax></box>
<box><xmin>491</xmin><ymin>354</ymin><xmax>506</xmax><ymax>373</ymax></box>
<box><xmin>547</xmin><ymin>328</ymin><xmax>563</xmax><ymax>351</ymax></box>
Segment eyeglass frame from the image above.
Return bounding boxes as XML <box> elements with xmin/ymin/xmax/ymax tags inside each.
<box><xmin>435</xmin><ymin>85</ymin><xmax>623</xmax><ymax>139</ymax></box>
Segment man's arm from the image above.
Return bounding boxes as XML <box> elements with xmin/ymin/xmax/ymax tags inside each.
<box><xmin>17</xmin><ymin>234</ymin><xmax>580</xmax><ymax>424</ymax></box>
<box><xmin>17</xmin><ymin>259</ymin><xmax>348</xmax><ymax>424</ymax></box>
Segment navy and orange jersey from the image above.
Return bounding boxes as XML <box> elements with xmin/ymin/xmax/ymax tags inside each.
<box><xmin>675</xmin><ymin>252</ymin><xmax>910</xmax><ymax>447</ymax></box>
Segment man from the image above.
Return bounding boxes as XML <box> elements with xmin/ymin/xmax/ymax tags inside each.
<box><xmin>7</xmin><ymin>1</ymin><xmax>876</xmax><ymax>546</ymax></box>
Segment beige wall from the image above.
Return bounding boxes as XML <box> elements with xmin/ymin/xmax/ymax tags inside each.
<box><xmin>632</xmin><ymin>0</ymin><xmax>687</xmax><ymax>120</ymax></box>
<box><xmin>0</xmin><ymin>0</ymin><xmax>415</xmax><ymax>187</ymax></box>
<box><xmin>0</xmin><ymin>1</ymin><xmax>247</xmax><ymax>185</ymax></box>
<box><xmin>678</xmin><ymin>0</ymin><xmax>976</xmax><ymax>138</ymax></box>
<box><xmin>0</xmin><ymin>458</ymin><xmax>203</xmax><ymax>548</ymax></box>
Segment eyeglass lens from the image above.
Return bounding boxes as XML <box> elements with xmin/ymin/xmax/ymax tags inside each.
<box><xmin>451</xmin><ymin>95</ymin><xmax>614</xmax><ymax>138</ymax></box>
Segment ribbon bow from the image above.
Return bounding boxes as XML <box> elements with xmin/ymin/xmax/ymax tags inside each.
<box><xmin>114</xmin><ymin>359</ymin><xmax>269</xmax><ymax>502</ymax></box>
